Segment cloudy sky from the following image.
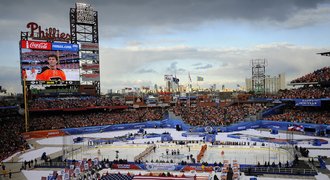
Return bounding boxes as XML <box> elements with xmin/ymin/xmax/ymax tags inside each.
<box><xmin>1</xmin><ymin>0</ymin><xmax>330</xmax><ymax>93</ymax></box>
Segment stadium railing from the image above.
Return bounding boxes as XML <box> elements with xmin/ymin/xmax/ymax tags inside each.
<box><xmin>240</xmin><ymin>167</ymin><xmax>317</xmax><ymax>176</ymax></box>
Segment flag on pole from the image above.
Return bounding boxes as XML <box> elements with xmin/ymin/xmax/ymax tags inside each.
<box><xmin>197</xmin><ymin>76</ymin><xmax>204</xmax><ymax>81</ymax></box>
<box><xmin>172</xmin><ymin>77</ymin><xmax>180</xmax><ymax>84</ymax></box>
<box><xmin>188</xmin><ymin>72</ymin><xmax>192</xmax><ymax>83</ymax></box>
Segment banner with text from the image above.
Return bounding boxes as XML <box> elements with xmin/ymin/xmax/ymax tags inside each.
<box><xmin>295</xmin><ymin>99</ymin><xmax>321</xmax><ymax>107</ymax></box>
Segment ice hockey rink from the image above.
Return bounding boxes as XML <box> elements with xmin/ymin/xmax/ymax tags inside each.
<box><xmin>5</xmin><ymin>128</ymin><xmax>330</xmax><ymax>180</ymax></box>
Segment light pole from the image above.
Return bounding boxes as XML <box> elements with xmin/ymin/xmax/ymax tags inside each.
<box><xmin>268</xmin><ymin>142</ymin><xmax>270</xmax><ymax>164</ymax></box>
<box><xmin>116</xmin><ymin>150</ymin><xmax>119</xmax><ymax>160</ymax></box>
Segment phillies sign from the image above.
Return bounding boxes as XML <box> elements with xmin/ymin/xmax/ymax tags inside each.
<box><xmin>21</xmin><ymin>40</ymin><xmax>51</xmax><ymax>50</ymax></box>
<box><xmin>26</xmin><ymin>22</ymin><xmax>71</xmax><ymax>41</ymax></box>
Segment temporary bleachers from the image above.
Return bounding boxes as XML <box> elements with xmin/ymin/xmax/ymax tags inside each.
<box><xmin>220</xmin><ymin>160</ymin><xmax>240</xmax><ymax>180</ymax></box>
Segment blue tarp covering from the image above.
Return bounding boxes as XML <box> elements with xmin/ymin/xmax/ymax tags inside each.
<box><xmin>318</xmin><ymin>157</ymin><xmax>327</xmax><ymax>169</ymax></box>
<box><xmin>62</xmin><ymin>118</ymin><xmax>330</xmax><ymax>137</ymax></box>
<box><xmin>271</xmin><ymin>128</ymin><xmax>278</xmax><ymax>134</ymax></box>
<box><xmin>227</xmin><ymin>134</ymin><xmax>240</xmax><ymax>139</ymax></box>
<box><xmin>262</xmin><ymin>103</ymin><xmax>286</xmax><ymax>117</ymax></box>
<box><xmin>161</xmin><ymin>134</ymin><xmax>173</xmax><ymax>142</ymax></box>
<box><xmin>205</xmin><ymin>134</ymin><xmax>216</xmax><ymax>143</ymax></box>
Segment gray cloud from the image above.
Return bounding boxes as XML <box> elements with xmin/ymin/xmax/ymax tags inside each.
<box><xmin>0</xmin><ymin>0</ymin><xmax>328</xmax><ymax>41</ymax></box>
<box><xmin>222</xmin><ymin>62</ymin><xmax>229</xmax><ymax>67</ymax></box>
<box><xmin>195</xmin><ymin>64</ymin><xmax>213</xmax><ymax>70</ymax></box>
<box><xmin>166</xmin><ymin>62</ymin><xmax>178</xmax><ymax>73</ymax></box>
<box><xmin>94</xmin><ymin>0</ymin><xmax>326</xmax><ymax>25</ymax></box>
<box><xmin>136</xmin><ymin>68</ymin><xmax>157</xmax><ymax>73</ymax></box>
<box><xmin>1</xmin><ymin>0</ymin><xmax>330</xmax><ymax>93</ymax></box>
<box><xmin>192</xmin><ymin>63</ymin><xmax>202</xmax><ymax>66</ymax></box>
<box><xmin>177</xmin><ymin>68</ymin><xmax>186</xmax><ymax>73</ymax></box>
<box><xmin>100</xmin><ymin>43</ymin><xmax>329</xmax><ymax>92</ymax></box>
<box><xmin>0</xmin><ymin>66</ymin><xmax>21</xmax><ymax>93</ymax></box>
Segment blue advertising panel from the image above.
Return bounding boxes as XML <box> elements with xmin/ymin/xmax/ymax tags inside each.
<box><xmin>295</xmin><ymin>99</ymin><xmax>321</xmax><ymax>107</ymax></box>
<box><xmin>81</xmin><ymin>52</ymin><xmax>99</xmax><ymax>61</ymax></box>
<box><xmin>52</xmin><ymin>42</ymin><xmax>79</xmax><ymax>52</ymax></box>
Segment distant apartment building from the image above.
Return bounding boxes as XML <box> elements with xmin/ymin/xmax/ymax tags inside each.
<box><xmin>246</xmin><ymin>73</ymin><xmax>286</xmax><ymax>94</ymax></box>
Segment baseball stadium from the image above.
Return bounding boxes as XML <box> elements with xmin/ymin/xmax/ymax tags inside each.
<box><xmin>1</xmin><ymin>2</ymin><xmax>330</xmax><ymax>180</ymax></box>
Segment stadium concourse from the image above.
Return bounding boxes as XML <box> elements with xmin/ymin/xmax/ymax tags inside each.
<box><xmin>0</xmin><ymin>66</ymin><xmax>330</xmax><ymax>180</ymax></box>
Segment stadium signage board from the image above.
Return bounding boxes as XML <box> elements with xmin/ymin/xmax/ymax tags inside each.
<box><xmin>80</xmin><ymin>42</ymin><xmax>99</xmax><ymax>51</ymax></box>
<box><xmin>76</xmin><ymin>3</ymin><xmax>95</xmax><ymax>25</ymax></box>
<box><xmin>145</xmin><ymin>163</ymin><xmax>176</xmax><ymax>171</ymax></box>
<box><xmin>26</xmin><ymin>22</ymin><xmax>71</xmax><ymax>41</ymax></box>
<box><xmin>21</xmin><ymin>40</ymin><xmax>51</xmax><ymax>50</ymax></box>
<box><xmin>164</xmin><ymin>75</ymin><xmax>173</xmax><ymax>81</ymax></box>
<box><xmin>81</xmin><ymin>53</ymin><xmax>99</xmax><ymax>61</ymax></box>
<box><xmin>82</xmin><ymin>64</ymin><xmax>99</xmax><ymax>70</ymax></box>
<box><xmin>82</xmin><ymin>73</ymin><xmax>100</xmax><ymax>81</ymax></box>
<box><xmin>52</xmin><ymin>42</ymin><xmax>79</xmax><ymax>52</ymax></box>
<box><xmin>295</xmin><ymin>99</ymin><xmax>321</xmax><ymax>107</ymax></box>
<box><xmin>21</xmin><ymin>40</ymin><xmax>79</xmax><ymax>52</ymax></box>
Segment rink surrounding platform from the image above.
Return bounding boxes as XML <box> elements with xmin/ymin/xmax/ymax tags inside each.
<box><xmin>4</xmin><ymin>128</ymin><xmax>330</xmax><ymax>180</ymax></box>
<box><xmin>8</xmin><ymin>128</ymin><xmax>330</xmax><ymax>163</ymax></box>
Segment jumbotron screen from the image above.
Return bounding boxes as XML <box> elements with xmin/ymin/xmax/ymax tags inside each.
<box><xmin>20</xmin><ymin>40</ymin><xmax>80</xmax><ymax>85</ymax></box>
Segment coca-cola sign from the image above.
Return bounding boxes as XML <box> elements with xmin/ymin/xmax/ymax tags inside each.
<box><xmin>26</xmin><ymin>22</ymin><xmax>71</xmax><ymax>42</ymax></box>
<box><xmin>21</xmin><ymin>40</ymin><xmax>52</xmax><ymax>50</ymax></box>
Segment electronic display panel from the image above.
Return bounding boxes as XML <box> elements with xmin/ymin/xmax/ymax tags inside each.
<box><xmin>21</xmin><ymin>46</ymin><xmax>80</xmax><ymax>85</ymax></box>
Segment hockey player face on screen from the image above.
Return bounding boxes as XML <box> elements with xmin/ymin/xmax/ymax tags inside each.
<box><xmin>48</xmin><ymin>55</ymin><xmax>58</xmax><ymax>70</ymax></box>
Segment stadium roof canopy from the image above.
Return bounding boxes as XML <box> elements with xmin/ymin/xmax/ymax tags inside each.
<box><xmin>288</xmin><ymin>82</ymin><xmax>319</xmax><ymax>86</ymax></box>
<box><xmin>318</xmin><ymin>51</ymin><xmax>330</xmax><ymax>56</ymax></box>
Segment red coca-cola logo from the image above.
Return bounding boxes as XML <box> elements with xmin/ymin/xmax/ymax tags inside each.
<box><xmin>29</xmin><ymin>42</ymin><xmax>49</xmax><ymax>49</ymax></box>
<box><xmin>21</xmin><ymin>40</ymin><xmax>51</xmax><ymax>50</ymax></box>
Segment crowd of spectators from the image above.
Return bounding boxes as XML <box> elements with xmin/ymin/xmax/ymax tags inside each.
<box><xmin>173</xmin><ymin>104</ymin><xmax>266</xmax><ymax>126</ymax></box>
<box><xmin>29</xmin><ymin>96</ymin><xmax>125</xmax><ymax>110</ymax></box>
<box><xmin>250</xmin><ymin>86</ymin><xmax>330</xmax><ymax>99</ymax></box>
<box><xmin>0</xmin><ymin>106</ymin><xmax>164</xmax><ymax>160</ymax></box>
<box><xmin>29</xmin><ymin>108</ymin><xmax>164</xmax><ymax>131</ymax></box>
<box><xmin>264</xmin><ymin>108</ymin><xmax>330</xmax><ymax>124</ymax></box>
<box><xmin>291</xmin><ymin>67</ymin><xmax>330</xmax><ymax>83</ymax></box>
<box><xmin>0</xmin><ymin>109</ymin><xmax>28</xmax><ymax>162</ymax></box>
<box><xmin>276</xmin><ymin>87</ymin><xmax>330</xmax><ymax>99</ymax></box>
<box><xmin>0</xmin><ymin>108</ymin><xmax>20</xmax><ymax>118</ymax></box>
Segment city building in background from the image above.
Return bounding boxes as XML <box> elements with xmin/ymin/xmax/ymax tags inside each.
<box><xmin>246</xmin><ymin>73</ymin><xmax>286</xmax><ymax>94</ymax></box>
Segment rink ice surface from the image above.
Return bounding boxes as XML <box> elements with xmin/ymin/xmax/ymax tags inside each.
<box><xmin>73</xmin><ymin>142</ymin><xmax>292</xmax><ymax>165</ymax></box>
<box><xmin>61</xmin><ymin>127</ymin><xmax>295</xmax><ymax>165</ymax></box>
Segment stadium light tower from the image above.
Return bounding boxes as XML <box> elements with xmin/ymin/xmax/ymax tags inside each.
<box><xmin>70</xmin><ymin>2</ymin><xmax>101</xmax><ymax>95</ymax></box>
<box><xmin>250</xmin><ymin>59</ymin><xmax>267</xmax><ymax>95</ymax></box>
